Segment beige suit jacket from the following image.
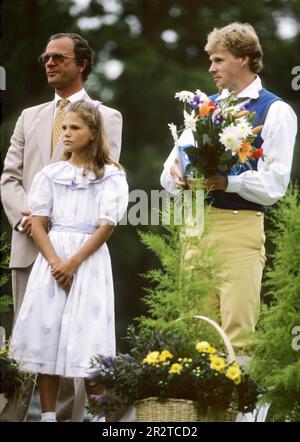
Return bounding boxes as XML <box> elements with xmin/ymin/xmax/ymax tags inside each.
<box><xmin>1</xmin><ymin>94</ymin><xmax>122</xmax><ymax>268</ymax></box>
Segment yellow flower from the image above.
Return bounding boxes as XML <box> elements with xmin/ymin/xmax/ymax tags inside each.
<box><xmin>143</xmin><ymin>351</ymin><xmax>160</xmax><ymax>365</ymax></box>
<box><xmin>210</xmin><ymin>355</ymin><xmax>226</xmax><ymax>372</ymax></box>
<box><xmin>159</xmin><ymin>350</ymin><xmax>173</xmax><ymax>362</ymax></box>
<box><xmin>169</xmin><ymin>363</ymin><xmax>183</xmax><ymax>374</ymax></box>
<box><xmin>196</xmin><ymin>341</ymin><xmax>216</xmax><ymax>354</ymax></box>
<box><xmin>0</xmin><ymin>347</ymin><xmax>8</xmax><ymax>357</ymax></box>
<box><xmin>226</xmin><ymin>365</ymin><xmax>242</xmax><ymax>384</ymax></box>
<box><xmin>234</xmin><ymin>376</ymin><xmax>242</xmax><ymax>385</ymax></box>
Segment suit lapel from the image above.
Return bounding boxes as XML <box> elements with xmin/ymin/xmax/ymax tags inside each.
<box><xmin>35</xmin><ymin>102</ymin><xmax>55</xmax><ymax>166</ymax></box>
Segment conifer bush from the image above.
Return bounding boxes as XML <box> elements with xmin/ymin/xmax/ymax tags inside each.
<box><xmin>249</xmin><ymin>186</ymin><xmax>300</xmax><ymax>421</ymax></box>
<box><xmin>136</xmin><ymin>200</ymin><xmax>225</xmax><ymax>348</ymax></box>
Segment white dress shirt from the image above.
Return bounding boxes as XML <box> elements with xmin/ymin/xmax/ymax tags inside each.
<box><xmin>161</xmin><ymin>76</ymin><xmax>297</xmax><ymax>206</ymax></box>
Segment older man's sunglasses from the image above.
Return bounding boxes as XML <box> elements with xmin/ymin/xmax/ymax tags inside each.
<box><xmin>39</xmin><ymin>52</ymin><xmax>76</xmax><ymax>66</ymax></box>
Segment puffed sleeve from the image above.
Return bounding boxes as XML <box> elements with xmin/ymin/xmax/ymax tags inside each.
<box><xmin>98</xmin><ymin>172</ymin><xmax>129</xmax><ymax>225</ymax></box>
<box><xmin>28</xmin><ymin>170</ymin><xmax>53</xmax><ymax>217</ymax></box>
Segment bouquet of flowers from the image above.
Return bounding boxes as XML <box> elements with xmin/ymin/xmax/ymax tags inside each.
<box><xmin>87</xmin><ymin>330</ymin><xmax>259</xmax><ymax>418</ymax></box>
<box><xmin>169</xmin><ymin>89</ymin><xmax>264</xmax><ymax>178</ymax></box>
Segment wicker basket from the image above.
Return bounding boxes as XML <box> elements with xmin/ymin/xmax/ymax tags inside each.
<box><xmin>135</xmin><ymin>315</ymin><xmax>238</xmax><ymax>422</ymax></box>
<box><xmin>135</xmin><ymin>397</ymin><xmax>237</xmax><ymax>422</ymax></box>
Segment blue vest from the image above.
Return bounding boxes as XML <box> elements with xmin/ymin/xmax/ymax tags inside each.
<box><xmin>209</xmin><ymin>88</ymin><xmax>281</xmax><ymax>211</ymax></box>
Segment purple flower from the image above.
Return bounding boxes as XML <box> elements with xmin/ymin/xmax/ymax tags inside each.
<box><xmin>101</xmin><ymin>355</ymin><xmax>116</xmax><ymax>368</ymax></box>
<box><xmin>189</xmin><ymin>94</ymin><xmax>202</xmax><ymax>109</ymax></box>
<box><xmin>90</xmin><ymin>393</ymin><xmax>108</xmax><ymax>405</ymax></box>
<box><xmin>212</xmin><ymin>114</ymin><xmax>224</xmax><ymax>127</ymax></box>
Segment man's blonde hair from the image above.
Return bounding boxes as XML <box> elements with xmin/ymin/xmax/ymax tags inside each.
<box><xmin>204</xmin><ymin>22</ymin><xmax>263</xmax><ymax>73</ymax></box>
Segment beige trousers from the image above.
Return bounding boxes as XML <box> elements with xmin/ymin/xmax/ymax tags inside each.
<box><xmin>0</xmin><ymin>266</ymin><xmax>86</xmax><ymax>422</ymax></box>
<box><xmin>205</xmin><ymin>208</ymin><xmax>266</xmax><ymax>349</ymax></box>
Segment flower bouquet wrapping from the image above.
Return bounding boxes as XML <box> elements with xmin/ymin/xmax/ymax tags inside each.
<box><xmin>169</xmin><ymin>89</ymin><xmax>264</xmax><ymax>178</ymax></box>
<box><xmin>87</xmin><ymin>320</ymin><xmax>260</xmax><ymax>421</ymax></box>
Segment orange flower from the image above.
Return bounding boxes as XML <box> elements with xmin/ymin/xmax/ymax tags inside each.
<box><xmin>238</xmin><ymin>140</ymin><xmax>253</xmax><ymax>163</ymax></box>
<box><xmin>198</xmin><ymin>101</ymin><xmax>217</xmax><ymax>117</ymax></box>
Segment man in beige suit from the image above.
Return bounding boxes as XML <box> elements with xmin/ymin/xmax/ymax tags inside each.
<box><xmin>0</xmin><ymin>33</ymin><xmax>122</xmax><ymax>422</ymax></box>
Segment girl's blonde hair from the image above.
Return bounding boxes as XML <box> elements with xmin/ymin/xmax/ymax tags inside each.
<box><xmin>61</xmin><ymin>99</ymin><xmax>123</xmax><ymax>178</ymax></box>
<box><xmin>204</xmin><ymin>22</ymin><xmax>263</xmax><ymax>73</ymax></box>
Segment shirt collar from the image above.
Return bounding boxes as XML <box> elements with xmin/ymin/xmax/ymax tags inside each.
<box><xmin>216</xmin><ymin>76</ymin><xmax>262</xmax><ymax>101</ymax></box>
<box><xmin>54</xmin><ymin>88</ymin><xmax>86</xmax><ymax>106</ymax></box>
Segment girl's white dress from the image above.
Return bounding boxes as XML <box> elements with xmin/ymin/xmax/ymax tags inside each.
<box><xmin>9</xmin><ymin>161</ymin><xmax>128</xmax><ymax>378</ymax></box>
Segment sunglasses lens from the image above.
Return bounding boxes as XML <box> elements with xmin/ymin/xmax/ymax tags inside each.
<box><xmin>39</xmin><ymin>53</ymin><xmax>65</xmax><ymax>65</ymax></box>
<box><xmin>52</xmin><ymin>53</ymin><xmax>65</xmax><ymax>63</ymax></box>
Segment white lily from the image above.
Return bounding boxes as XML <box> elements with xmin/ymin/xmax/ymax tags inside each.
<box><xmin>175</xmin><ymin>90</ymin><xmax>194</xmax><ymax>103</ymax></box>
<box><xmin>183</xmin><ymin>110</ymin><xmax>197</xmax><ymax>132</ymax></box>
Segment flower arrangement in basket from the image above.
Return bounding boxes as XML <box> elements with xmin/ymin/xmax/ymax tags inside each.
<box><xmin>169</xmin><ymin>89</ymin><xmax>264</xmax><ymax>178</ymax></box>
<box><xmin>0</xmin><ymin>344</ymin><xmax>27</xmax><ymax>413</ymax></box>
<box><xmin>87</xmin><ymin>317</ymin><xmax>260</xmax><ymax>422</ymax></box>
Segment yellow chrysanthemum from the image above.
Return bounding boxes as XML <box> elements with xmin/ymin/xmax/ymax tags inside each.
<box><xmin>143</xmin><ymin>351</ymin><xmax>160</xmax><ymax>365</ymax></box>
<box><xmin>159</xmin><ymin>350</ymin><xmax>173</xmax><ymax>362</ymax></box>
<box><xmin>210</xmin><ymin>355</ymin><xmax>226</xmax><ymax>372</ymax></box>
<box><xmin>0</xmin><ymin>348</ymin><xmax>8</xmax><ymax>357</ymax></box>
<box><xmin>231</xmin><ymin>361</ymin><xmax>241</xmax><ymax>369</ymax></box>
<box><xmin>169</xmin><ymin>363</ymin><xmax>183</xmax><ymax>374</ymax></box>
<box><xmin>226</xmin><ymin>365</ymin><xmax>242</xmax><ymax>384</ymax></box>
<box><xmin>196</xmin><ymin>341</ymin><xmax>216</xmax><ymax>354</ymax></box>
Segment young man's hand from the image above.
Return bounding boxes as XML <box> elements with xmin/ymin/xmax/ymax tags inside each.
<box><xmin>204</xmin><ymin>174</ymin><xmax>228</xmax><ymax>191</ymax></box>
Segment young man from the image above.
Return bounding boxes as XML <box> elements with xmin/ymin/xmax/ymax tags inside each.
<box><xmin>161</xmin><ymin>22</ymin><xmax>297</xmax><ymax>350</ymax></box>
<box><xmin>1</xmin><ymin>33</ymin><xmax>122</xmax><ymax>422</ymax></box>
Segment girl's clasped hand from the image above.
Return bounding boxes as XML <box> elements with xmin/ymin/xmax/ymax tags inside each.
<box><xmin>51</xmin><ymin>259</ymin><xmax>78</xmax><ymax>292</ymax></box>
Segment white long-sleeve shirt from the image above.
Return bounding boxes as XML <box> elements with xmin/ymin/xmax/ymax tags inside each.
<box><xmin>161</xmin><ymin>77</ymin><xmax>297</xmax><ymax>206</ymax></box>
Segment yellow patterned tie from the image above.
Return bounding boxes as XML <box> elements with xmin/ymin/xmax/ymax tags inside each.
<box><xmin>51</xmin><ymin>99</ymin><xmax>70</xmax><ymax>152</ymax></box>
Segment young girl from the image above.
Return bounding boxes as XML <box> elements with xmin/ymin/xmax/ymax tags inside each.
<box><xmin>9</xmin><ymin>100</ymin><xmax>129</xmax><ymax>422</ymax></box>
